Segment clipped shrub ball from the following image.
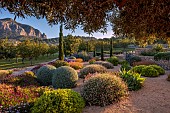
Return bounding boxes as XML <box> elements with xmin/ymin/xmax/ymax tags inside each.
<box><xmin>94</xmin><ymin>61</ymin><xmax>114</xmax><ymax>69</ymax></box>
<box><xmin>149</xmin><ymin>65</ymin><xmax>165</xmax><ymax>75</ymax></box>
<box><xmin>79</xmin><ymin>64</ymin><xmax>107</xmax><ymax>78</ymax></box>
<box><xmin>52</xmin><ymin>66</ymin><xmax>78</xmax><ymax>89</ymax></box>
<box><xmin>141</xmin><ymin>66</ymin><xmax>159</xmax><ymax>77</ymax></box>
<box><xmin>52</xmin><ymin>60</ymin><xmax>69</xmax><ymax>68</ymax></box>
<box><xmin>36</xmin><ymin>65</ymin><xmax>56</xmax><ymax>86</ymax></box>
<box><xmin>106</xmin><ymin>56</ymin><xmax>119</xmax><ymax>66</ymax></box>
<box><xmin>31</xmin><ymin>89</ymin><xmax>85</xmax><ymax>113</ymax></box>
<box><xmin>5</xmin><ymin>71</ymin><xmax>40</xmax><ymax>87</ymax></box>
<box><xmin>130</xmin><ymin>65</ymin><xmax>146</xmax><ymax>74</ymax></box>
<box><xmin>81</xmin><ymin>73</ymin><xmax>128</xmax><ymax>106</ymax></box>
<box><xmin>120</xmin><ymin>70</ymin><xmax>145</xmax><ymax>91</ymax></box>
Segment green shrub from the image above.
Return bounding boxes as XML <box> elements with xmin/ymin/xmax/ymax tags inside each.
<box><xmin>31</xmin><ymin>89</ymin><xmax>85</xmax><ymax>113</ymax></box>
<box><xmin>106</xmin><ymin>56</ymin><xmax>119</xmax><ymax>66</ymax></box>
<box><xmin>120</xmin><ymin>64</ymin><xmax>131</xmax><ymax>71</ymax></box>
<box><xmin>154</xmin><ymin>52</ymin><xmax>170</xmax><ymax>60</ymax></box>
<box><xmin>94</xmin><ymin>61</ymin><xmax>114</xmax><ymax>69</ymax></box>
<box><xmin>79</xmin><ymin>64</ymin><xmax>107</xmax><ymax>78</ymax></box>
<box><xmin>52</xmin><ymin>60</ymin><xmax>69</xmax><ymax>68</ymax></box>
<box><xmin>140</xmin><ymin>51</ymin><xmax>157</xmax><ymax>56</ymax></box>
<box><xmin>81</xmin><ymin>73</ymin><xmax>128</xmax><ymax>106</ymax></box>
<box><xmin>119</xmin><ymin>60</ymin><xmax>129</xmax><ymax>65</ymax></box>
<box><xmin>141</xmin><ymin>66</ymin><xmax>159</xmax><ymax>77</ymax></box>
<box><xmin>130</xmin><ymin>65</ymin><xmax>146</xmax><ymax>74</ymax></box>
<box><xmin>89</xmin><ymin>59</ymin><xmax>96</xmax><ymax>64</ymax></box>
<box><xmin>36</xmin><ymin>65</ymin><xmax>56</xmax><ymax>86</ymax></box>
<box><xmin>5</xmin><ymin>71</ymin><xmax>39</xmax><ymax>87</ymax></box>
<box><xmin>52</xmin><ymin>66</ymin><xmax>78</xmax><ymax>88</ymax></box>
<box><xmin>149</xmin><ymin>65</ymin><xmax>165</xmax><ymax>75</ymax></box>
<box><xmin>120</xmin><ymin>70</ymin><xmax>145</xmax><ymax>91</ymax></box>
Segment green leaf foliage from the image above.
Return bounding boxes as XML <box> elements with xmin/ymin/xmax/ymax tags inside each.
<box><xmin>120</xmin><ymin>70</ymin><xmax>145</xmax><ymax>91</ymax></box>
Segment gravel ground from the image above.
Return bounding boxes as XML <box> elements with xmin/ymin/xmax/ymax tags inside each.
<box><xmin>74</xmin><ymin>64</ymin><xmax>170</xmax><ymax>113</ymax></box>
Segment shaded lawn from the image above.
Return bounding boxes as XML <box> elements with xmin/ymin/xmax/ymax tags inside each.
<box><xmin>0</xmin><ymin>54</ymin><xmax>58</xmax><ymax>70</ymax></box>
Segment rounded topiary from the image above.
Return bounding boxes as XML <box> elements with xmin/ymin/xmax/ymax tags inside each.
<box><xmin>52</xmin><ymin>60</ymin><xmax>69</xmax><ymax>68</ymax></box>
<box><xmin>149</xmin><ymin>65</ymin><xmax>165</xmax><ymax>75</ymax></box>
<box><xmin>94</xmin><ymin>61</ymin><xmax>114</xmax><ymax>69</ymax></box>
<box><xmin>141</xmin><ymin>66</ymin><xmax>159</xmax><ymax>77</ymax></box>
<box><xmin>36</xmin><ymin>65</ymin><xmax>56</xmax><ymax>86</ymax></box>
<box><xmin>130</xmin><ymin>65</ymin><xmax>146</xmax><ymax>73</ymax></box>
<box><xmin>79</xmin><ymin>64</ymin><xmax>107</xmax><ymax>78</ymax></box>
<box><xmin>31</xmin><ymin>89</ymin><xmax>85</xmax><ymax>113</ymax></box>
<box><xmin>81</xmin><ymin>73</ymin><xmax>128</xmax><ymax>106</ymax></box>
<box><xmin>52</xmin><ymin>66</ymin><xmax>78</xmax><ymax>88</ymax></box>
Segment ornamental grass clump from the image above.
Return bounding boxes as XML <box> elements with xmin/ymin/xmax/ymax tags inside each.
<box><xmin>94</xmin><ymin>61</ymin><xmax>114</xmax><ymax>69</ymax></box>
<box><xmin>31</xmin><ymin>89</ymin><xmax>85</xmax><ymax>113</ymax></box>
<box><xmin>79</xmin><ymin>64</ymin><xmax>107</xmax><ymax>78</ymax></box>
<box><xmin>36</xmin><ymin>65</ymin><xmax>56</xmax><ymax>86</ymax></box>
<box><xmin>81</xmin><ymin>73</ymin><xmax>128</xmax><ymax>106</ymax></box>
<box><xmin>52</xmin><ymin>66</ymin><xmax>78</xmax><ymax>89</ymax></box>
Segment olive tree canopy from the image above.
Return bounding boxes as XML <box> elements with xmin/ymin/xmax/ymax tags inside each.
<box><xmin>0</xmin><ymin>0</ymin><xmax>169</xmax><ymax>40</ymax></box>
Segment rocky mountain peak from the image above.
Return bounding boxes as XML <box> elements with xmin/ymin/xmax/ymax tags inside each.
<box><xmin>0</xmin><ymin>18</ymin><xmax>47</xmax><ymax>39</ymax></box>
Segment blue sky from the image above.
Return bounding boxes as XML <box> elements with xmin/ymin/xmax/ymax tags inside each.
<box><xmin>0</xmin><ymin>9</ymin><xmax>113</xmax><ymax>39</ymax></box>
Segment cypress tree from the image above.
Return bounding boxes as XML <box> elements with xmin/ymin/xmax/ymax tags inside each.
<box><xmin>101</xmin><ymin>41</ymin><xmax>104</xmax><ymax>61</ymax></box>
<box><xmin>110</xmin><ymin>37</ymin><xmax>113</xmax><ymax>57</ymax></box>
<box><xmin>58</xmin><ymin>24</ymin><xmax>64</xmax><ymax>60</ymax></box>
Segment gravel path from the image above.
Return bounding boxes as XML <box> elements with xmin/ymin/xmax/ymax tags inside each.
<box><xmin>81</xmin><ymin>67</ymin><xmax>170</xmax><ymax>113</ymax></box>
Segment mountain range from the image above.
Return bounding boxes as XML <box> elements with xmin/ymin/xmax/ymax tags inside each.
<box><xmin>0</xmin><ymin>18</ymin><xmax>47</xmax><ymax>39</ymax></box>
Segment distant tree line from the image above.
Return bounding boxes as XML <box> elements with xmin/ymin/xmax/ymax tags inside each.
<box><xmin>0</xmin><ymin>38</ymin><xmax>58</xmax><ymax>64</ymax></box>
